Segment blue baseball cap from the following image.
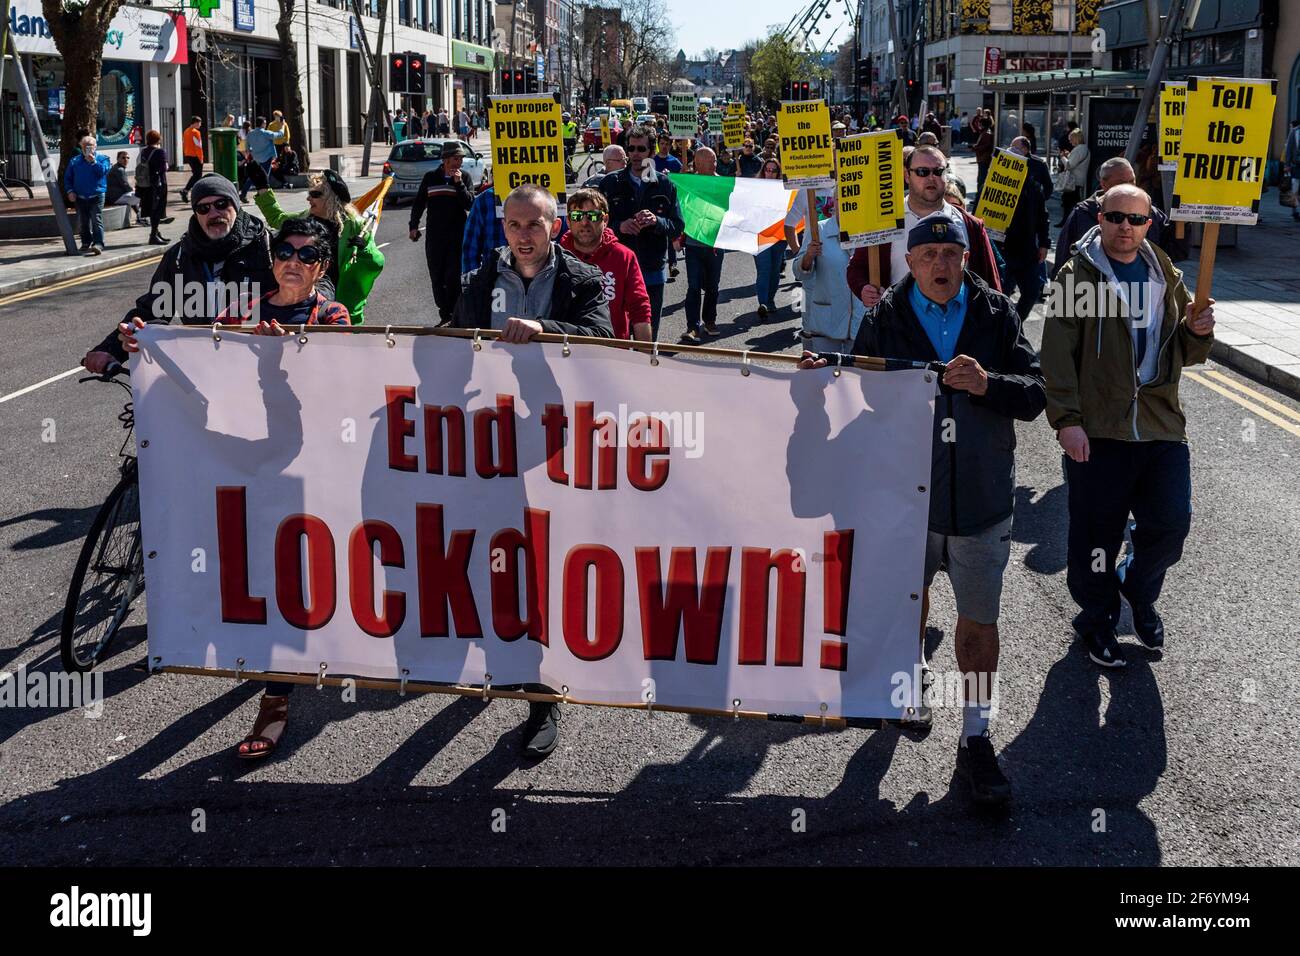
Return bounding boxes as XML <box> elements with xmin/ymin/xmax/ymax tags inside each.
<box><xmin>907</xmin><ymin>214</ymin><xmax>967</xmax><ymax>250</ymax></box>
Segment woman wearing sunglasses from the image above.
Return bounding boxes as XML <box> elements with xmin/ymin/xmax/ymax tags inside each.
<box><xmin>246</xmin><ymin>162</ymin><xmax>384</xmax><ymax>325</ymax></box>
<box><xmin>751</xmin><ymin>158</ymin><xmax>787</xmax><ymax>319</ymax></box>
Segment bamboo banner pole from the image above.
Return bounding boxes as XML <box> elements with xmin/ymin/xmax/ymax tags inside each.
<box><xmin>156</xmin><ymin>665</ymin><xmax>886</xmax><ymax>729</ymax></box>
<box><xmin>1191</xmin><ymin>222</ymin><xmax>1219</xmax><ymax>314</ymax></box>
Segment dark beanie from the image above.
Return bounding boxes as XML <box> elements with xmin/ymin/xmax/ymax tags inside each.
<box><xmin>321</xmin><ymin>168</ymin><xmax>351</xmax><ymax>204</ymax></box>
<box><xmin>190</xmin><ymin>174</ymin><xmax>240</xmax><ymax>210</ymax></box>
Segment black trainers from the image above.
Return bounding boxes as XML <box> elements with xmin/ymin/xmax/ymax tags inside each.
<box><xmin>680</xmin><ymin>329</ymin><xmax>701</xmax><ymax>344</ymax></box>
<box><xmin>521</xmin><ymin>701</ymin><xmax>560</xmax><ymax>758</ymax></box>
<box><xmin>955</xmin><ymin>734</ymin><xmax>1011</xmax><ymax>807</ymax></box>
<box><xmin>1081</xmin><ymin>626</ymin><xmax>1127</xmax><ymax>668</ymax></box>
<box><xmin>1128</xmin><ymin>602</ymin><xmax>1165</xmax><ymax>650</ymax></box>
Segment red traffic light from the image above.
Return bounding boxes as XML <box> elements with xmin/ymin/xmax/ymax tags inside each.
<box><xmin>394</xmin><ymin>57</ymin><xmax>404</xmax><ymax>68</ymax></box>
<box><xmin>411</xmin><ymin>59</ymin><xmax>422</xmax><ymax>70</ymax></box>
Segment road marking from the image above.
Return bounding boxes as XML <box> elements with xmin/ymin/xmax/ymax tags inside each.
<box><xmin>0</xmin><ymin>366</ymin><xmax>82</xmax><ymax>405</ymax></box>
<box><xmin>1184</xmin><ymin>370</ymin><xmax>1300</xmax><ymax>439</ymax></box>
<box><xmin>1200</xmin><ymin>368</ymin><xmax>1300</xmax><ymax>424</ymax></box>
<box><xmin>0</xmin><ymin>255</ymin><xmax>164</xmax><ymax>309</ymax></box>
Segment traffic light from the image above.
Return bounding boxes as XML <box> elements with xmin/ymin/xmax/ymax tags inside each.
<box><xmin>525</xmin><ymin>72</ymin><xmax>539</xmax><ymax>95</ymax></box>
<box><xmin>408</xmin><ymin>53</ymin><xmax>425</xmax><ymax>94</ymax></box>
<box><xmin>514</xmin><ymin>70</ymin><xmax>526</xmax><ymax>94</ymax></box>
<box><xmin>855</xmin><ymin>57</ymin><xmax>871</xmax><ymax>87</ymax></box>
<box><xmin>783</xmin><ymin>80</ymin><xmax>812</xmax><ymax>101</ymax></box>
<box><xmin>799</xmin><ymin>80</ymin><xmax>811</xmax><ymax>100</ymax></box>
<box><xmin>500</xmin><ymin>70</ymin><xmax>513</xmax><ymax>93</ymax></box>
<box><xmin>389</xmin><ymin>53</ymin><xmax>407</xmax><ymax>93</ymax></box>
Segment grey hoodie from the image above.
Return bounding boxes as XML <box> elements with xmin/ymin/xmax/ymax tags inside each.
<box><xmin>1076</xmin><ymin>224</ymin><xmax>1168</xmax><ymax>386</ymax></box>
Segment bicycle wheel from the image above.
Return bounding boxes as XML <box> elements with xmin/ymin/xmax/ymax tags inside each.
<box><xmin>60</xmin><ymin>467</ymin><xmax>143</xmax><ymax>672</ymax></box>
<box><xmin>3</xmin><ymin>178</ymin><xmax>34</xmax><ymax>200</ymax></box>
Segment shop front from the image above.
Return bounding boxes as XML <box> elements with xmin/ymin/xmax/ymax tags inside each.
<box><xmin>451</xmin><ymin>40</ymin><xmax>493</xmax><ymax>112</ymax></box>
<box><xmin>2</xmin><ymin>0</ymin><xmax>187</xmax><ymax>181</ymax></box>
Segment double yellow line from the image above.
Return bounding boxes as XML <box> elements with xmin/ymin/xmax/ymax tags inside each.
<box><xmin>1184</xmin><ymin>368</ymin><xmax>1300</xmax><ymax>439</ymax></box>
<box><xmin>0</xmin><ymin>254</ymin><xmax>163</xmax><ymax>310</ymax></box>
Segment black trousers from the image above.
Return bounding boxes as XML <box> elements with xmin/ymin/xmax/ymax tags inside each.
<box><xmin>183</xmin><ymin>156</ymin><xmax>203</xmax><ymax>194</ymax></box>
<box><xmin>427</xmin><ymin>244</ymin><xmax>462</xmax><ymax>324</ymax></box>
<box><xmin>1065</xmin><ymin>438</ymin><xmax>1192</xmax><ymax>634</ymax></box>
<box><xmin>137</xmin><ymin>186</ymin><xmax>165</xmax><ymax>230</ymax></box>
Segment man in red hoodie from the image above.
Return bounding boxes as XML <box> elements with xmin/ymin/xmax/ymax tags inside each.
<box><xmin>559</xmin><ymin>187</ymin><xmax>653</xmax><ymax>341</ymax></box>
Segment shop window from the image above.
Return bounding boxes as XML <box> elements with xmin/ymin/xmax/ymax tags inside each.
<box><xmin>29</xmin><ymin>57</ymin><xmax>141</xmax><ymax>150</ymax></box>
<box><xmin>1216</xmin><ymin>33</ymin><xmax>1244</xmax><ymax>65</ymax></box>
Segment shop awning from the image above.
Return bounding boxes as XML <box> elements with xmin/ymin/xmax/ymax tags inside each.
<box><xmin>968</xmin><ymin>69</ymin><xmax>1148</xmax><ymax>94</ymax></box>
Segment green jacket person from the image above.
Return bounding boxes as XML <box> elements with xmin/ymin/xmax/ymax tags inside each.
<box><xmin>247</xmin><ymin>165</ymin><xmax>384</xmax><ymax>324</ymax></box>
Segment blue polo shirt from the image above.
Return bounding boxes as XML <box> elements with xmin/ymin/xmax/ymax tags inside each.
<box><xmin>908</xmin><ymin>279</ymin><xmax>968</xmax><ymax>362</ymax></box>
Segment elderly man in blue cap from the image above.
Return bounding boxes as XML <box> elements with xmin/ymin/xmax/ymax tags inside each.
<box><xmin>804</xmin><ymin>215</ymin><xmax>1045</xmax><ymax>809</ymax></box>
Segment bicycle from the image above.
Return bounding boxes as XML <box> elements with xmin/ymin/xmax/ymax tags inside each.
<box><xmin>0</xmin><ymin>158</ymin><xmax>36</xmax><ymax>201</ymax></box>
<box><xmin>60</xmin><ymin>363</ymin><xmax>143</xmax><ymax>673</ymax></box>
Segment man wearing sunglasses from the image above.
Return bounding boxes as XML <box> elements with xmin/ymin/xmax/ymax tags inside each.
<box><xmin>81</xmin><ymin>174</ymin><xmax>276</xmax><ymax>373</ymax></box>
<box><xmin>848</xmin><ymin>145</ymin><xmax>1001</xmax><ymax>310</ymax></box>
<box><xmin>1042</xmin><ymin>184</ymin><xmax>1215</xmax><ymax>669</ymax></box>
<box><xmin>559</xmin><ymin>188</ymin><xmax>652</xmax><ymax>341</ymax></box>
<box><xmin>737</xmin><ymin>139</ymin><xmax>763</xmax><ymax>178</ymax></box>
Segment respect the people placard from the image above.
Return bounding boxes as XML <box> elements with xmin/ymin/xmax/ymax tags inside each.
<box><xmin>778</xmin><ymin>99</ymin><xmax>835</xmax><ymax>190</ymax></box>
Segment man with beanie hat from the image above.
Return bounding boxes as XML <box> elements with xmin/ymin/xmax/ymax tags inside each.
<box><xmin>81</xmin><ymin>173</ymin><xmax>276</xmax><ymax>372</ymax></box>
<box><xmin>409</xmin><ymin>140</ymin><xmax>475</xmax><ymax>323</ymax></box>
<box><xmin>800</xmin><ymin>215</ymin><xmax>1045</xmax><ymax>809</ymax></box>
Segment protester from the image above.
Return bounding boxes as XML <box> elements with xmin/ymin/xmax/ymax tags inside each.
<box><xmin>105</xmin><ymin>151</ymin><xmax>145</xmax><ymax>226</ymax></box>
<box><xmin>584</xmin><ymin>144</ymin><xmax>625</xmax><ymax>187</ymax></box>
<box><xmin>896</xmin><ymin>114</ymin><xmax>917</xmax><ymax>148</ymax></box>
<box><xmin>654</xmin><ymin>138</ymin><xmax>684</xmax><ymax>279</ymax></box>
<box><xmin>751</xmin><ymin>158</ymin><xmax>787</xmax><ymax>318</ymax></box>
<box><xmin>678</xmin><ymin>146</ymin><xmax>725</xmax><ymax>342</ymax></box>
<box><xmin>1057</xmin><ymin>128</ymin><xmax>1088</xmax><ymax>225</ymax></box>
<box><xmin>136</xmin><ymin>130</ymin><xmax>173</xmax><ymax>246</ymax></box>
<box><xmin>737</xmin><ymin>139</ymin><xmax>763</xmax><ymax>177</ymax></box>
<box><xmin>848</xmin><ymin>144</ymin><xmax>1002</xmax><ymax>308</ymax></box>
<box><xmin>559</xmin><ymin>187</ymin><xmax>652</xmax><ymax>341</ymax></box>
<box><xmin>599</xmin><ymin>124</ymin><xmax>685</xmax><ymax>339</ymax></box>
<box><xmin>462</xmin><ymin>185</ymin><xmax>509</xmax><ymax>274</ymax></box>
<box><xmin>972</xmin><ymin>115</ymin><xmax>994</xmax><ymax>201</ymax></box>
<box><xmin>1053</xmin><ymin>157</ymin><xmax>1184</xmax><ymax>279</ymax></box>
<box><xmin>715</xmin><ymin>147</ymin><xmax>737</xmax><ymax>176</ymax></box>
<box><xmin>1012</xmin><ymin>135</ymin><xmax>1053</xmax><ymax>204</ymax></box>
<box><xmin>408</xmin><ymin>140</ymin><xmax>474</xmax><ymax>324</ymax></box>
<box><xmin>803</xmin><ymin>215</ymin><xmax>1046</xmax><ymax>807</ymax></box>
<box><xmin>951</xmin><ymin>112</ymin><xmax>964</xmax><ymax>146</ymax></box>
<box><xmin>179</xmin><ymin>116</ymin><xmax>205</xmax><ymax>205</ymax></box>
<box><xmin>1042</xmin><ymin>184</ymin><xmax>1215</xmax><ymax>668</ymax></box>
<box><xmin>81</xmin><ymin>174</ymin><xmax>276</xmax><ymax>372</ymax></box>
<box><xmin>239</xmin><ymin>116</ymin><xmax>286</xmax><ymax>202</ymax></box>
<box><xmin>248</xmin><ymin>163</ymin><xmax>383</xmax><ymax>323</ymax></box>
<box><xmin>1000</xmin><ymin>139</ymin><xmax>1052</xmax><ymax>320</ymax></box>
<box><xmin>792</xmin><ymin>192</ymin><xmax>864</xmax><ymax>353</ymax></box>
<box><xmin>64</xmin><ymin>135</ymin><xmax>111</xmax><ymax>255</ymax></box>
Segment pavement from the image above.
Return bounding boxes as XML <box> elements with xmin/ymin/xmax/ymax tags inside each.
<box><xmin>0</xmin><ymin>147</ymin><xmax>1298</xmax><ymax>865</ymax></box>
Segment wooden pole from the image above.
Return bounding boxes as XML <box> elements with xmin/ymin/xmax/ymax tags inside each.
<box><xmin>868</xmin><ymin>245</ymin><xmax>882</xmax><ymax>288</ymax></box>
<box><xmin>804</xmin><ymin>187</ymin><xmax>820</xmax><ymax>244</ymax></box>
<box><xmin>1191</xmin><ymin>221</ymin><xmax>1218</xmax><ymax>314</ymax></box>
<box><xmin>1175</xmin><ymin>220</ymin><xmax>1186</xmax><ymax>239</ymax></box>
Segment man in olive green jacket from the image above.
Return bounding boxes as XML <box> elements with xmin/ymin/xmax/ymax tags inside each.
<box><xmin>1041</xmin><ymin>185</ymin><xmax>1215</xmax><ymax>669</ymax></box>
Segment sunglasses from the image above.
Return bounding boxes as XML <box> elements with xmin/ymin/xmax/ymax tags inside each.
<box><xmin>569</xmin><ymin>210</ymin><xmax>604</xmax><ymax>223</ymax></box>
<box><xmin>194</xmin><ymin>197</ymin><xmax>233</xmax><ymax>215</ymax></box>
<box><xmin>1102</xmin><ymin>211</ymin><xmax>1152</xmax><ymax>226</ymax></box>
<box><xmin>307</xmin><ymin>190</ymin><xmax>325</xmax><ymax>199</ymax></box>
<box><xmin>273</xmin><ymin>242</ymin><xmax>325</xmax><ymax>265</ymax></box>
<box><xmin>909</xmin><ymin>165</ymin><xmax>947</xmax><ymax>178</ymax></box>
<box><xmin>627</xmin><ymin>144</ymin><xmax>651</xmax><ymax>153</ymax></box>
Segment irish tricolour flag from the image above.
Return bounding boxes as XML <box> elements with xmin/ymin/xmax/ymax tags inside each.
<box><xmin>669</xmin><ymin>174</ymin><xmax>799</xmax><ymax>254</ymax></box>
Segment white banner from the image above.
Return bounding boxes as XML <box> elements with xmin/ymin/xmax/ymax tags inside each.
<box><xmin>132</xmin><ymin>330</ymin><xmax>935</xmax><ymax>719</ymax></box>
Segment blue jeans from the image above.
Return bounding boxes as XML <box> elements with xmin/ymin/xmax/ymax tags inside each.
<box><xmin>753</xmin><ymin>241</ymin><xmax>785</xmax><ymax>309</ymax></box>
<box><xmin>684</xmin><ymin>245</ymin><xmax>723</xmax><ymax>331</ymax></box>
<box><xmin>240</xmin><ymin>159</ymin><xmax>273</xmax><ymax>198</ymax></box>
<box><xmin>75</xmin><ymin>194</ymin><xmax>105</xmax><ymax>249</ymax></box>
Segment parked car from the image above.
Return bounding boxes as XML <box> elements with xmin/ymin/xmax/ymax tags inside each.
<box><xmin>583</xmin><ymin>116</ymin><xmax>621</xmax><ymax>151</ymax></box>
<box><xmin>634</xmin><ymin>113</ymin><xmax>655</xmax><ymax>126</ymax></box>
<box><xmin>382</xmin><ymin>138</ymin><xmax>488</xmax><ymax>204</ymax></box>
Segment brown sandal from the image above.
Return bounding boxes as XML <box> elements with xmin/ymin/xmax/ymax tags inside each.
<box><xmin>236</xmin><ymin>694</ymin><xmax>289</xmax><ymax>760</ymax></box>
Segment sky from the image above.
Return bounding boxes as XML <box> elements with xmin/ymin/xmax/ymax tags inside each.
<box><xmin>664</xmin><ymin>0</ymin><xmax>855</xmax><ymax>58</ymax></box>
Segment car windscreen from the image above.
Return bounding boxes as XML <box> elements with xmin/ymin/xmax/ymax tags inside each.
<box><xmin>389</xmin><ymin>143</ymin><xmax>443</xmax><ymax>162</ymax></box>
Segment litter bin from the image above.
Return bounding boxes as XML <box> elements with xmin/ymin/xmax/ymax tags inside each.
<box><xmin>210</xmin><ymin>127</ymin><xmax>239</xmax><ymax>184</ymax></box>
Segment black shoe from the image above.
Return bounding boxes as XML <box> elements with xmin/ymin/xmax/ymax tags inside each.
<box><xmin>1080</xmin><ymin>625</ymin><xmax>1127</xmax><ymax>668</ymax></box>
<box><xmin>955</xmin><ymin>734</ymin><xmax>1011</xmax><ymax>807</ymax></box>
<box><xmin>160</xmin><ymin>216</ymin><xmax>175</xmax><ymax>225</ymax></box>
<box><xmin>757</xmin><ymin>304</ymin><xmax>769</xmax><ymax>319</ymax></box>
<box><xmin>702</xmin><ymin>322</ymin><xmax>718</xmax><ymax>337</ymax></box>
<box><xmin>521</xmin><ymin>701</ymin><xmax>560</xmax><ymax>758</ymax></box>
<box><xmin>1128</xmin><ymin>602</ymin><xmax>1165</xmax><ymax>650</ymax></box>
<box><xmin>149</xmin><ymin>234</ymin><xmax>169</xmax><ymax>245</ymax></box>
<box><xmin>178</xmin><ymin>192</ymin><xmax>188</xmax><ymax>205</ymax></box>
<box><xmin>680</xmin><ymin>329</ymin><xmax>701</xmax><ymax>344</ymax></box>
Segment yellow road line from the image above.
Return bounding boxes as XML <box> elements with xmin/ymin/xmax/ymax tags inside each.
<box><xmin>0</xmin><ymin>254</ymin><xmax>164</xmax><ymax>309</ymax></box>
<box><xmin>1200</xmin><ymin>368</ymin><xmax>1300</xmax><ymax>424</ymax></box>
<box><xmin>1184</xmin><ymin>370</ymin><xmax>1300</xmax><ymax>439</ymax></box>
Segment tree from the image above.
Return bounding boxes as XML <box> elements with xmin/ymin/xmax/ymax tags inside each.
<box><xmin>41</xmin><ymin>0</ymin><xmax>127</xmax><ymax>184</ymax></box>
<box><xmin>273</xmin><ymin>0</ymin><xmax>310</xmax><ymax>168</ymax></box>
<box><xmin>612</xmin><ymin>0</ymin><xmax>676</xmax><ymax>95</ymax></box>
<box><xmin>747</xmin><ymin>32</ymin><xmax>804</xmax><ymax>107</ymax></box>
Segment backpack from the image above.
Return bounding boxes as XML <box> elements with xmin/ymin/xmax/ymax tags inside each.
<box><xmin>134</xmin><ymin>147</ymin><xmax>155</xmax><ymax>190</ymax></box>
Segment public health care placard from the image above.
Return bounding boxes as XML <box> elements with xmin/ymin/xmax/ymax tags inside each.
<box><xmin>129</xmin><ymin>330</ymin><xmax>936</xmax><ymax>720</ymax></box>
<box><xmin>723</xmin><ymin>104</ymin><xmax>746</xmax><ymax>150</ymax></box>
<box><xmin>1172</xmin><ymin>76</ymin><xmax>1276</xmax><ymax>225</ymax></box>
<box><xmin>487</xmin><ymin>93</ymin><xmax>567</xmax><ymax>211</ymax></box>
<box><xmin>835</xmin><ymin>130</ymin><xmax>905</xmax><ymax>249</ymax></box>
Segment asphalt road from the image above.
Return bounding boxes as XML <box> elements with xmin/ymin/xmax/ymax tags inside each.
<box><xmin>0</xmin><ymin>152</ymin><xmax>1297</xmax><ymax>866</ymax></box>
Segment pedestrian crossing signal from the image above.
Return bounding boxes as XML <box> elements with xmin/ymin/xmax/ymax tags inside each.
<box><xmin>783</xmin><ymin>80</ymin><xmax>813</xmax><ymax>102</ymax></box>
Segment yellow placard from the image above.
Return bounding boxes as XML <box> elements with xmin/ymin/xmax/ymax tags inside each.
<box><xmin>723</xmin><ymin>112</ymin><xmax>746</xmax><ymax>150</ymax></box>
<box><xmin>599</xmin><ymin>114</ymin><xmax>610</xmax><ymax>147</ymax></box>
<box><xmin>1159</xmin><ymin>81</ymin><xmax>1186</xmax><ymax>171</ymax></box>
<box><xmin>487</xmin><ymin>94</ymin><xmax>567</xmax><ymax>209</ymax></box>
<box><xmin>1172</xmin><ymin>76</ymin><xmax>1277</xmax><ymax>225</ymax></box>
<box><xmin>973</xmin><ymin>148</ymin><xmax>1029</xmax><ymax>242</ymax></box>
<box><xmin>778</xmin><ymin>99</ymin><xmax>835</xmax><ymax>190</ymax></box>
<box><xmin>835</xmin><ymin>130</ymin><xmax>905</xmax><ymax>248</ymax></box>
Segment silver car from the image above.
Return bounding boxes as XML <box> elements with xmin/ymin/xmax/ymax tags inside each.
<box><xmin>384</xmin><ymin>138</ymin><xmax>488</xmax><ymax>204</ymax></box>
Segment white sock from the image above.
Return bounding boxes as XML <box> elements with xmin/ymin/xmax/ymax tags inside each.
<box><xmin>960</xmin><ymin>703</ymin><xmax>990</xmax><ymax>746</ymax></box>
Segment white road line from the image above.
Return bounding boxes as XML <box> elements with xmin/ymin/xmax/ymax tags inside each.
<box><xmin>0</xmin><ymin>366</ymin><xmax>82</xmax><ymax>405</ymax></box>
<box><xmin>378</xmin><ymin>242</ymin><xmax>391</xmax><ymax>249</ymax></box>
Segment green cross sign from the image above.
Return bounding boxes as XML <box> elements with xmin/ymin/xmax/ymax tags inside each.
<box><xmin>190</xmin><ymin>0</ymin><xmax>220</xmax><ymax>17</ymax></box>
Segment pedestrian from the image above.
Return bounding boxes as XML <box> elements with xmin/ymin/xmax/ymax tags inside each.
<box><xmin>923</xmin><ymin>112</ymin><xmax>943</xmax><ymax>138</ymax></box>
<box><xmin>737</xmin><ymin>138</ymin><xmax>763</xmax><ymax>177</ymax></box>
<box><xmin>792</xmin><ymin>191</ymin><xmax>864</xmax><ymax>354</ymax></box>
<box><xmin>678</xmin><ymin>146</ymin><xmax>725</xmax><ymax>343</ymax></box>
<box><xmin>456</xmin><ymin>106</ymin><xmax>471</xmax><ymax>142</ymax></box>
<box><xmin>134</xmin><ymin>129</ymin><xmax>173</xmax><ymax>246</ymax></box>
<box><xmin>239</xmin><ymin>116</ymin><xmax>285</xmax><ymax>202</ymax></box>
<box><xmin>80</xmin><ymin>173</ymin><xmax>276</xmax><ymax>374</ymax></box>
<box><xmin>267</xmin><ymin>110</ymin><xmax>290</xmax><ymax>159</ymax></box>
<box><xmin>848</xmin><ymin>143</ymin><xmax>1002</xmax><ymax>308</ymax></box>
<box><xmin>64</xmin><ymin>135</ymin><xmax>111</xmax><ymax>255</ymax></box>
<box><xmin>972</xmin><ymin>114</ymin><xmax>994</xmax><ymax>201</ymax></box>
<box><xmin>999</xmin><ymin>139</ymin><xmax>1051</xmax><ymax>321</ymax></box>
<box><xmin>179</xmin><ymin>116</ymin><xmax>204</xmax><ymax>205</ymax></box>
<box><xmin>1057</xmin><ymin>128</ymin><xmax>1088</xmax><ymax>225</ymax></box>
<box><xmin>437</xmin><ymin>108</ymin><xmax>450</xmax><ymax>136</ymax></box>
<box><xmin>559</xmin><ymin>187</ymin><xmax>652</xmax><ymax>341</ymax></box>
<box><xmin>408</xmin><ymin>140</ymin><xmax>475</xmax><ymax>324</ymax></box>
<box><xmin>801</xmin><ymin>214</ymin><xmax>1046</xmax><ymax>807</ymax></box>
<box><xmin>1042</xmin><ymin>184</ymin><xmax>1215</xmax><ymax>668</ymax></box>
<box><xmin>1056</xmin><ymin>119</ymin><xmax>1079</xmax><ymax>155</ymax></box>
<box><xmin>1286</xmin><ymin>117</ymin><xmax>1300</xmax><ymax>223</ymax></box>
<box><xmin>1020</xmin><ymin>122</ymin><xmax>1037</xmax><ymax>155</ymax></box>
<box><xmin>105</xmin><ymin>151</ymin><xmax>145</xmax><ymax>226</ymax></box>
<box><xmin>461</xmin><ymin>184</ymin><xmax>508</xmax><ymax>274</ymax></box>
<box><xmin>750</xmin><ymin>157</ymin><xmax>786</xmax><ymax>318</ymax></box>
<box><xmin>599</xmin><ymin>124</ymin><xmax>685</xmax><ymax>340</ymax></box>
<box><xmin>247</xmin><ymin>163</ymin><xmax>384</xmax><ymax>324</ymax></box>
<box><xmin>1053</xmin><ymin>157</ymin><xmax>1185</xmax><ymax>279</ymax></box>
<box><xmin>951</xmin><ymin>111</ymin><xmax>964</xmax><ymax>146</ymax></box>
